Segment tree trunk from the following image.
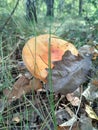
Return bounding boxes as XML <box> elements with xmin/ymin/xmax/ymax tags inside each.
<box><xmin>26</xmin><ymin>0</ymin><xmax>37</xmax><ymax>22</ymax></box>
<box><xmin>79</xmin><ymin>0</ymin><xmax>83</xmax><ymax>16</ymax></box>
<box><xmin>44</xmin><ymin>0</ymin><xmax>54</xmax><ymax>16</ymax></box>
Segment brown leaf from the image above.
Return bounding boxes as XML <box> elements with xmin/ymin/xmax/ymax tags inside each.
<box><xmin>7</xmin><ymin>76</ymin><xmax>42</xmax><ymax>103</ymax></box>
<box><xmin>58</xmin><ymin>123</ymin><xmax>79</xmax><ymax>130</ymax></box>
<box><xmin>92</xmin><ymin>79</ymin><xmax>98</xmax><ymax>87</ymax></box>
<box><xmin>66</xmin><ymin>93</ymin><xmax>80</xmax><ymax>106</ymax></box>
<box><xmin>93</xmin><ymin>52</ymin><xmax>98</xmax><ymax>60</ymax></box>
<box><xmin>46</xmin><ymin>51</ymin><xmax>92</xmax><ymax>95</ymax></box>
<box><xmin>30</xmin><ymin>77</ymin><xmax>42</xmax><ymax>90</ymax></box>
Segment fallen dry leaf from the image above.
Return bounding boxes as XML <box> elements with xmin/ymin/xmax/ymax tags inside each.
<box><xmin>57</xmin><ymin>125</ymin><xmax>79</xmax><ymax>130</ymax></box>
<box><xmin>93</xmin><ymin>52</ymin><xmax>98</xmax><ymax>60</ymax></box>
<box><xmin>30</xmin><ymin>77</ymin><xmax>42</xmax><ymax>90</ymax></box>
<box><xmin>85</xmin><ymin>104</ymin><xmax>98</xmax><ymax>120</ymax></box>
<box><xmin>46</xmin><ymin>51</ymin><xmax>92</xmax><ymax>95</ymax></box>
<box><xmin>8</xmin><ymin>75</ymin><xmax>31</xmax><ymax>102</ymax></box>
<box><xmin>92</xmin><ymin>79</ymin><xmax>98</xmax><ymax>87</ymax></box>
<box><xmin>66</xmin><ymin>93</ymin><xmax>80</xmax><ymax>106</ymax></box>
<box><xmin>6</xmin><ymin>75</ymin><xmax>42</xmax><ymax>103</ymax></box>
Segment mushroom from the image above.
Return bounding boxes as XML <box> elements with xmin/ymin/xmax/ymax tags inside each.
<box><xmin>22</xmin><ymin>34</ymin><xmax>93</xmax><ymax>106</ymax></box>
<box><xmin>22</xmin><ymin>34</ymin><xmax>78</xmax><ymax>82</ymax></box>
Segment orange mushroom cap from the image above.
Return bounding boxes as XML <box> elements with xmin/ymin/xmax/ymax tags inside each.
<box><xmin>22</xmin><ymin>34</ymin><xmax>78</xmax><ymax>82</ymax></box>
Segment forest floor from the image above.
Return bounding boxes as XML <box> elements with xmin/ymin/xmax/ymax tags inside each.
<box><xmin>0</xmin><ymin>15</ymin><xmax>98</xmax><ymax>130</ymax></box>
